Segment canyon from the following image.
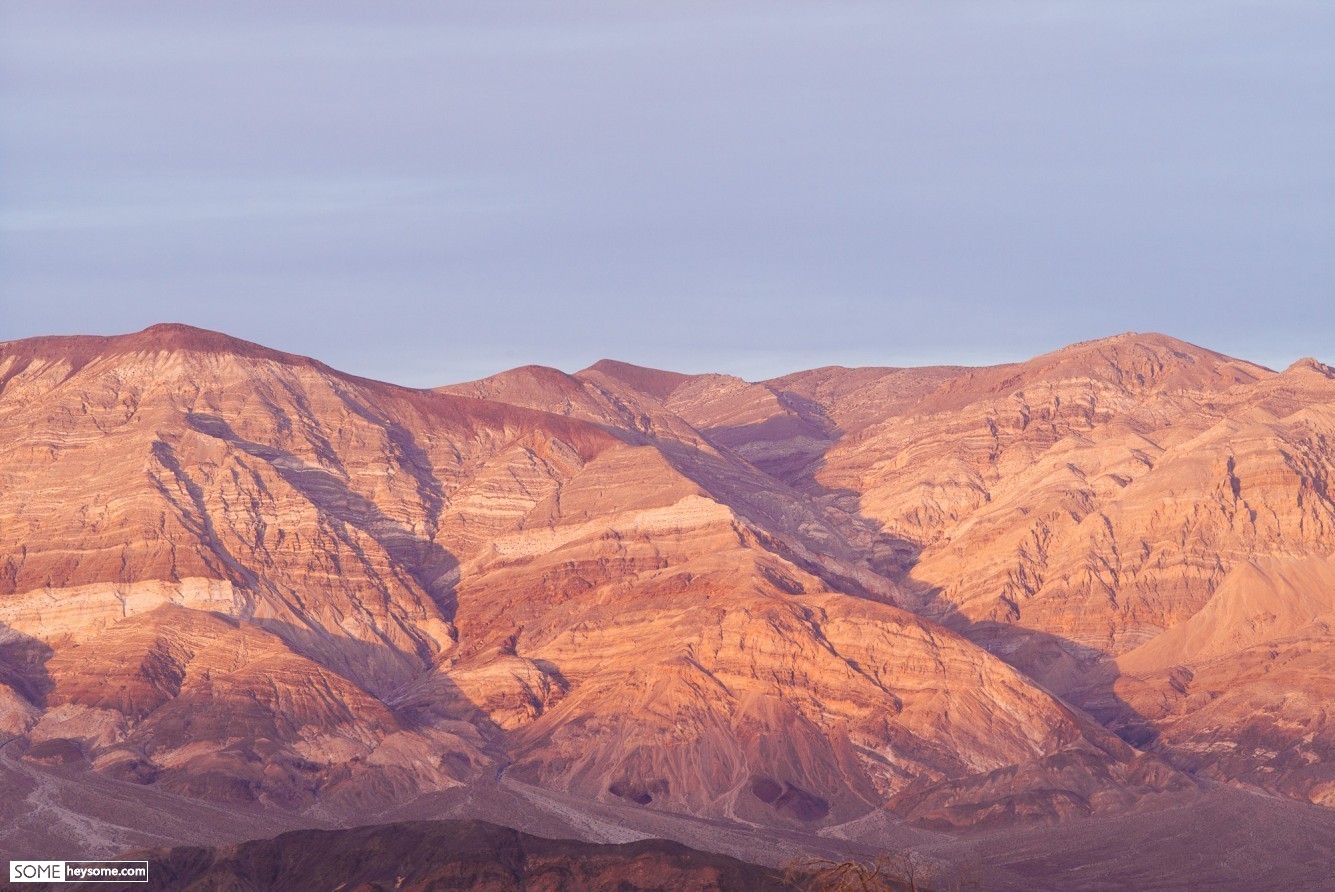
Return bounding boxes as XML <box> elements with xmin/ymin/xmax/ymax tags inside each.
<box><xmin>2</xmin><ymin>324</ymin><xmax>1333</xmax><ymax>889</ymax></box>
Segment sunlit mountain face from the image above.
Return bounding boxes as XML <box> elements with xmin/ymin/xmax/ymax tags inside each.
<box><xmin>2</xmin><ymin>324</ymin><xmax>1334</xmax><ymax>890</ymax></box>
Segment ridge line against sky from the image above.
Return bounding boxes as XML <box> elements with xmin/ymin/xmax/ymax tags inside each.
<box><xmin>2</xmin><ymin>1</ymin><xmax>1332</xmax><ymax>386</ymax></box>
<box><xmin>0</xmin><ymin>323</ymin><xmax>1296</xmax><ymax>391</ymax></box>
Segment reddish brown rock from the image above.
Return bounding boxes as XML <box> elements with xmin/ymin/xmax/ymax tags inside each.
<box><xmin>5</xmin><ymin>323</ymin><xmax>1333</xmax><ymax>879</ymax></box>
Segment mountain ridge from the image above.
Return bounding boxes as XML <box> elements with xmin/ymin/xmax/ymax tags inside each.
<box><xmin>2</xmin><ymin>323</ymin><xmax>1332</xmax><ymax>889</ymax></box>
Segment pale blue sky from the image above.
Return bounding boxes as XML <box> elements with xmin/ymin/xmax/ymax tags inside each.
<box><xmin>2</xmin><ymin>1</ymin><xmax>1332</xmax><ymax>385</ymax></box>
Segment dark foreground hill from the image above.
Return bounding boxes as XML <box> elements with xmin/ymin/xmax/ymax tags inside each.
<box><xmin>11</xmin><ymin>820</ymin><xmax>789</xmax><ymax>892</ymax></box>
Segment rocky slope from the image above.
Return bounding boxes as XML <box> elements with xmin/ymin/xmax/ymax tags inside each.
<box><xmin>0</xmin><ymin>325</ymin><xmax>614</xmax><ymax>811</ymax></box>
<box><xmin>2</xmin><ymin>323</ymin><xmax>1333</xmax><ymax>886</ymax></box>
<box><xmin>1096</xmin><ymin>553</ymin><xmax>1335</xmax><ymax>806</ymax></box>
<box><xmin>443</xmin><ymin>333</ymin><xmax>1335</xmax><ymax>809</ymax></box>
<box><xmin>0</xmin><ymin>324</ymin><xmax>1187</xmax><ymax>844</ymax></box>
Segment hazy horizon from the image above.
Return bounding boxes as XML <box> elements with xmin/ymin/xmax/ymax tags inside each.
<box><xmin>3</xmin><ymin>2</ymin><xmax>1332</xmax><ymax>385</ymax></box>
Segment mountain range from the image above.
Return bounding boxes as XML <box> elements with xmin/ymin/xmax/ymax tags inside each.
<box><xmin>2</xmin><ymin>324</ymin><xmax>1333</xmax><ymax>890</ymax></box>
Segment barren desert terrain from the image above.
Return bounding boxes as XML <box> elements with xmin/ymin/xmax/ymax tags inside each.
<box><xmin>2</xmin><ymin>325</ymin><xmax>1334</xmax><ymax>889</ymax></box>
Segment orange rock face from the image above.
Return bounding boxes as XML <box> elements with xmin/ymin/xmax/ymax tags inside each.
<box><xmin>442</xmin><ymin>332</ymin><xmax>1335</xmax><ymax>811</ymax></box>
<box><xmin>2</xmin><ymin>324</ymin><xmax>1331</xmax><ymax>862</ymax></box>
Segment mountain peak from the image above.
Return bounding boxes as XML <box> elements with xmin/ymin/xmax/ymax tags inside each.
<box><xmin>438</xmin><ymin>363</ymin><xmax>587</xmax><ymax>404</ymax></box>
<box><xmin>120</xmin><ymin>322</ymin><xmax>308</xmax><ymax>362</ymax></box>
<box><xmin>1012</xmin><ymin>331</ymin><xmax>1269</xmax><ymax>383</ymax></box>
<box><xmin>1049</xmin><ymin>330</ymin><xmax>1215</xmax><ymax>359</ymax></box>
<box><xmin>1</xmin><ymin>322</ymin><xmax>312</xmax><ymax>371</ymax></box>
<box><xmin>1284</xmin><ymin>357</ymin><xmax>1335</xmax><ymax>378</ymax></box>
<box><xmin>579</xmin><ymin>359</ymin><xmax>694</xmax><ymax>401</ymax></box>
